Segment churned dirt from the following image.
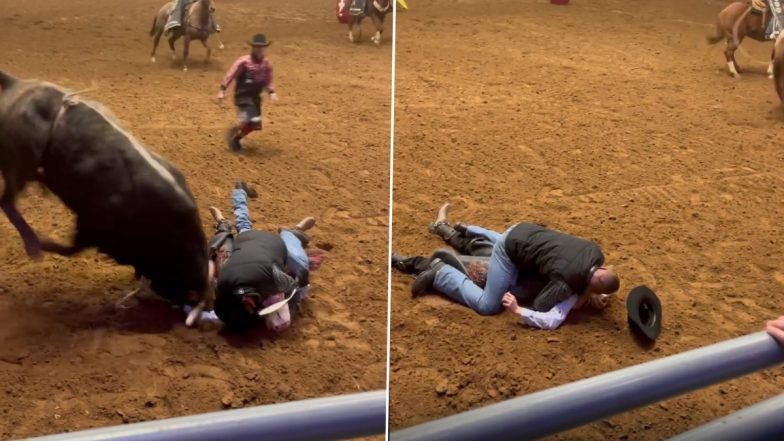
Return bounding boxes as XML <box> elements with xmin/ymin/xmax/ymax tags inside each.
<box><xmin>0</xmin><ymin>0</ymin><xmax>390</xmax><ymax>438</ymax></box>
<box><xmin>390</xmin><ymin>0</ymin><xmax>784</xmax><ymax>439</ymax></box>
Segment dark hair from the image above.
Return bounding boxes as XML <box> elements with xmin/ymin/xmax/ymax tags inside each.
<box><xmin>214</xmin><ymin>295</ymin><xmax>261</xmax><ymax>331</ymax></box>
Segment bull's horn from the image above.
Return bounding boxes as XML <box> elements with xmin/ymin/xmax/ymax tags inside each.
<box><xmin>185</xmin><ymin>300</ymin><xmax>206</xmax><ymax>327</ymax></box>
<box><xmin>0</xmin><ymin>70</ymin><xmax>19</xmax><ymax>89</ymax></box>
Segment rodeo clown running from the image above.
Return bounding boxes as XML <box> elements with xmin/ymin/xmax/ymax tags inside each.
<box><xmin>187</xmin><ymin>182</ymin><xmax>327</xmax><ymax>332</ymax></box>
<box><xmin>392</xmin><ymin>204</ymin><xmax>618</xmax><ymax>330</ymax></box>
<box><xmin>217</xmin><ymin>34</ymin><xmax>278</xmax><ymax>152</ymax></box>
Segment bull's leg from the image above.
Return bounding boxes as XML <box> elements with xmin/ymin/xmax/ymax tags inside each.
<box><xmin>0</xmin><ymin>202</ymin><xmax>42</xmax><ymax>260</ymax></box>
<box><xmin>115</xmin><ymin>277</ymin><xmax>155</xmax><ymax>309</ymax></box>
<box><xmin>39</xmin><ymin>239</ymin><xmax>86</xmax><ymax>257</ymax></box>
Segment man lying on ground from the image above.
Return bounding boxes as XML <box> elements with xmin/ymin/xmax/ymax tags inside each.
<box><xmin>187</xmin><ymin>182</ymin><xmax>326</xmax><ymax>332</ymax></box>
<box><xmin>393</xmin><ymin>203</ymin><xmax>618</xmax><ymax>330</ymax></box>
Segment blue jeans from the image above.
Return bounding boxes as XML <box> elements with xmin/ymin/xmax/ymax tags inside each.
<box><xmin>465</xmin><ymin>225</ymin><xmax>502</xmax><ymax>244</ymax></box>
<box><xmin>433</xmin><ymin>225</ymin><xmax>519</xmax><ymax>315</ymax></box>
<box><xmin>771</xmin><ymin>0</ymin><xmax>783</xmax><ymax>38</ymax></box>
<box><xmin>231</xmin><ymin>188</ymin><xmax>308</xmax><ymax>276</ymax></box>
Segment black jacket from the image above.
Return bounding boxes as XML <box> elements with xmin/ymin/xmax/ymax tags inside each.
<box><xmin>505</xmin><ymin>223</ymin><xmax>604</xmax><ymax>310</ymax></box>
<box><xmin>216</xmin><ymin>231</ymin><xmax>287</xmax><ymax>298</ymax></box>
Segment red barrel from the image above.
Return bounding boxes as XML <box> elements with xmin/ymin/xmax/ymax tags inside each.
<box><xmin>337</xmin><ymin>0</ymin><xmax>351</xmax><ymax>23</ymax></box>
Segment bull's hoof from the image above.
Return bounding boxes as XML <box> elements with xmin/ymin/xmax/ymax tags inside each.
<box><xmin>183</xmin><ymin>66</ymin><xmax>189</xmax><ymax>72</ymax></box>
<box><xmin>151</xmin><ymin>56</ymin><xmax>157</xmax><ymax>63</ymax></box>
<box><xmin>219</xmin><ymin>43</ymin><xmax>225</xmax><ymax>50</ymax></box>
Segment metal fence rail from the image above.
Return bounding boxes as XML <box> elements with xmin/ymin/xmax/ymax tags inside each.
<box><xmin>668</xmin><ymin>392</ymin><xmax>784</xmax><ymax>441</ymax></box>
<box><xmin>391</xmin><ymin>332</ymin><xmax>784</xmax><ymax>441</ymax></box>
<box><xmin>28</xmin><ymin>390</ymin><xmax>386</xmax><ymax>441</ymax></box>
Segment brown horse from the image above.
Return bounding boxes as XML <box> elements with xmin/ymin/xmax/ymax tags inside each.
<box><xmin>348</xmin><ymin>0</ymin><xmax>392</xmax><ymax>45</ymax></box>
<box><xmin>707</xmin><ymin>1</ymin><xmax>775</xmax><ymax>78</ymax></box>
<box><xmin>150</xmin><ymin>0</ymin><xmax>221</xmax><ymax>72</ymax></box>
<box><xmin>772</xmin><ymin>33</ymin><xmax>784</xmax><ymax>101</ymax></box>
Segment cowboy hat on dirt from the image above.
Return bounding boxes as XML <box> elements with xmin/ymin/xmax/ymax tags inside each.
<box><xmin>626</xmin><ymin>285</ymin><xmax>662</xmax><ymax>342</ymax></box>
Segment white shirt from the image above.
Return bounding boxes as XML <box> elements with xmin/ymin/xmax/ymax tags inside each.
<box><xmin>519</xmin><ymin>295</ymin><xmax>579</xmax><ymax>330</ymax></box>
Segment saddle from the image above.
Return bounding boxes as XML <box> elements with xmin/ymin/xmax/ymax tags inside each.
<box><xmin>751</xmin><ymin>0</ymin><xmax>767</xmax><ymax>14</ymax></box>
<box><xmin>349</xmin><ymin>0</ymin><xmax>367</xmax><ymax>16</ymax></box>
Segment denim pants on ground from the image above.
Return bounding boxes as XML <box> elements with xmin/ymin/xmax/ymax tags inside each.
<box><xmin>465</xmin><ymin>225</ymin><xmax>502</xmax><ymax>244</ymax></box>
<box><xmin>433</xmin><ymin>225</ymin><xmax>518</xmax><ymax>315</ymax></box>
<box><xmin>231</xmin><ymin>188</ymin><xmax>310</xmax><ymax>303</ymax></box>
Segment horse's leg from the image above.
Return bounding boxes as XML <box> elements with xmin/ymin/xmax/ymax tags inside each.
<box><xmin>151</xmin><ymin>30</ymin><xmax>164</xmax><ymax>63</ymax></box>
<box><xmin>725</xmin><ymin>38</ymin><xmax>741</xmax><ymax>78</ymax></box>
<box><xmin>168</xmin><ymin>33</ymin><xmax>178</xmax><ymax>61</ymax></box>
<box><xmin>370</xmin><ymin>13</ymin><xmax>382</xmax><ymax>45</ymax></box>
<box><xmin>348</xmin><ymin>18</ymin><xmax>356</xmax><ymax>42</ymax></box>
<box><xmin>183</xmin><ymin>34</ymin><xmax>191</xmax><ymax>72</ymax></box>
<box><xmin>770</xmin><ymin>46</ymin><xmax>776</xmax><ymax>79</ymax></box>
<box><xmin>349</xmin><ymin>16</ymin><xmax>364</xmax><ymax>43</ymax></box>
<box><xmin>201</xmin><ymin>38</ymin><xmax>212</xmax><ymax>65</ymax></box>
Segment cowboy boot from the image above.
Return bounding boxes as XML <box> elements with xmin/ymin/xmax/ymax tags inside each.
<box><xmin>209</xmin><ymin>207</ymin><xmax>232</xmax><ymax>234</ymax></box>
<box><xmin>391</xmin><ymin>253</ymin><xmax>429</xmax><ymax>274</ymax></box>
<box><xmin>428</xmin><ymin>203</ymin><xmax>458</xmax><ymax>240</ymax></box>
<box><xmin>412</xmin><ymin>258</ymin><xmax>446</xmax><ymax>297</ymax></box>
<box><xmin>235</xmin><ymin>181</ymin><xmax>258</xmax><ymax>199</ymax></box>
<box><xmin>227</xmin><ymin>126</ymin><xmax>243</xmax><ymax>152</ymax></box>
<box><xmin>280</xmin><ymin>216</ymin><xmax>316</xmax><ymax>248</ymax></box>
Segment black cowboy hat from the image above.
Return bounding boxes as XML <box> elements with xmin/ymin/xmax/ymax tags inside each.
<box><xmin>626</xmin><ymin>285</ymin><xmax>662</xmax><ymax>341</ymax></box>
<box><xmin>248</xmin><ymin>33</ymin><xmax>272</xmax><ymax>47</ymax></box>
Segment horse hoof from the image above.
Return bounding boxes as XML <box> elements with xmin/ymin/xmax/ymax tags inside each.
<box><xmin>151</xmin><ymin>57</ymin><xmax>156</xmax><ymax>63</ymax></box>
<box><xmin>219</xmin><ymin>43</ymin><xmax>225</xmax><ymax>50</ymax></box>
<box><xmin>183</xmin><ymin>66</ymin><xmax>189</xmax><ymax>72</ymax></box>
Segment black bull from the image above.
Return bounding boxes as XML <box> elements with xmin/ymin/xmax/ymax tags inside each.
<box><xmin>0</xmin><ymin>70</ymin><xmax>209</xmax><ymax>309</ymax></box>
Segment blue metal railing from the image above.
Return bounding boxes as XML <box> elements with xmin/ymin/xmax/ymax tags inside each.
<box><xmin>391</xmin><ymin>332</ymin><xmax>784</xmax><ymax>441</ymax></box>
<box><xmin>27</xmin><ymin>390</ymin><xmax>386</xmax><ymax>441</ymax></box>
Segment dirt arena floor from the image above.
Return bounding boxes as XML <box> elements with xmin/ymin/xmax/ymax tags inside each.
<box><xmin>0</xmin><ymin>0</ymin><xmax>390</xmax><ymax>438</ymax></box>
<box><xmin>390</xmin><ymin>0</ymin><xmax>784</xmax><ymax>438</ymax></box>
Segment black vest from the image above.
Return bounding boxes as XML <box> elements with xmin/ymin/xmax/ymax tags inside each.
<box><xmin>504</xmin><ymin>223</ymin><xmax>604</xmax><ymax>295</ymax></box>
<box><xmin>217</xmin><ymin>231</ymin><xmax>287</xmax><ymax>298</ymax></box>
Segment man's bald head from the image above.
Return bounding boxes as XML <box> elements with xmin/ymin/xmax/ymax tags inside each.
<box><xmin>590</xmin><ymin>267</ymin><xmax>620</xmax><ymax>294</ymax></box>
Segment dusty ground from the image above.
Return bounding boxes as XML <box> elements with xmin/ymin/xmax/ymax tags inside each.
<box><xmin>0</xmin><ymin>0</ymin><xmax>390</xmax><ymax>438</ymax></box>
<box><xmin>390</xmin><ymin>0</ymin><xmax>784</xmax><ymax>438</ymax></box>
